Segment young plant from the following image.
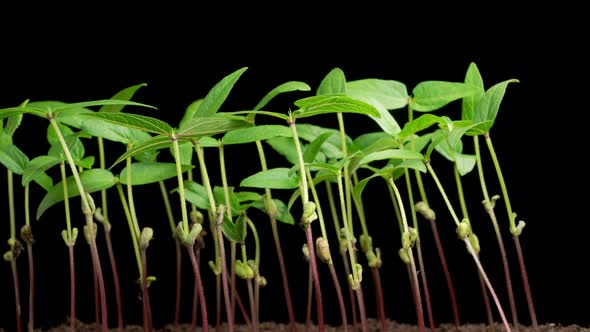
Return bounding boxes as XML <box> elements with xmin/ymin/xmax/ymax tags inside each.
<box><xmin>462</xmin><ymin>62</ymin><xmax>537</xmax><ymax>330</ymax></box>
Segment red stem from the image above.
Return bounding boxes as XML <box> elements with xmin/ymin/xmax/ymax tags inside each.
<box><xmin>476</xmin><ymin>259</ymin><xmax>495</xmax><ymax>327</ymax></box>
<box><xmin>370</xmin><ymin>267</ymin><xmax>386</xmax><ymax>332</ymax></box>
<box><xmin>466</xmin><ymin>238</ymin><xmax>511</xmax><ymax>332</ymax></box>
<box><xmin>103</xmin><ymin>229</ymin><xmax>123</xmax><ymax>331</ymax></box>
<box><xmin>329</xmin><ymin>264</ymin><xmax>348</xmax><ymax>332</ymax></box>
<box><xmin>216</xmin><ymin>223</ymin><xmax>234</xmax><ymax>332</ymax></box>
<box><xmin>174</xmin><ymin>241</ymin><xmax>183</xmax><ymax>327</ymax></box>
<box><xmin>354</xmin><ymin>285</ymin><xmax>368</xmax><ymax>332</ymax></box>
<box><xmin>514</xmin><ymin>237</ymin><xmax>538</xmax><ymax>330</ymax></box>
<box><xmin>304</xmin><ymin>227</ymin><xmax>324</xmax><ymax>332</ymax></box>
<box><xmin>10</xmin><ymin>259</ymin><xmax>23</xmax><ymax>332</ymax></box>
<box><xmin>68</xmin><ymin>245</ymin><xmax>76</xmax><ymax>332</ymax></box>
<box><xmin>408</xmin><ymin>248</ymin><xmax>426</xmax><ymax>332</ymax></box>
<box><xmin>305</xmin><ymin>265</ymin><xmax>312</xmax><ymax>332</ymax></box>
<box><xmin>247</xmin><ymin>279</ymin><xmax>258</xmax><ymax>332</ymax></box>
<box><xmin>269</xmin><ymin>217</ymin><xmax>297</xmax><ymax>332</ymax></box>
<box><xmin>493</xmin><ymin>225</ymin><xmax>520</xmax><ymax>331</ymax></box>
<box><xmin>188</xmin><ymin>247</ymin><xmax>209</xmax><ymax>332</ymax></box>
<box><xmin>428</xmin><ymin>219</ymin><xmax>460</xmax><ymax>328</ymax></box>
<box><xmin>93</xmin><ymin>262</ymin><xmax>100</xmax><ymax>332</ymax></box>
<box><xmin>341</xmin><ymin>254</ymin><xmax>358</xmax><ymax>330</ymax></box>
<box><xmin>191</xmin><ymin>268</ymin><xmax>199</xmax><ymax>332</ymax></box>
<box><xmin>235</xmin><ymin>288</ymin><xmax>252</xmax><ymax>326</ymax></box>
<box><xmin>26</xmin><ymin>242</ymin><xmax>35</xmax><ymax>332</ymax></box>
<box><xmin>140</xmin><ymin>249</ymin><xmax>153</xmax><ymax>332</ymax></box>
<box><xmin>416</xmin><ymin>240</ymin><xmax>435</xmax><ymax>332</ymax></box>
<box><xmin>88</xmin><ymin>233</ymin><xmax>109</xmax><ymax>332</ymax></box>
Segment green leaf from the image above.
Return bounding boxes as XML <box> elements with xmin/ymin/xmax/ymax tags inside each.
<box><xmin>118</xmin><ymin>162</ymin><xmax>193</xmax><ymax>186</ymax></box>
<box><xmin>99</xmin><ymin>83</ymin><xmax>148</xmax><ymax>113</ymax></box>
<box><xmin>351</xmin><ymin>132</ymin><xmax>399</xmax><ymax>154</ymax></box>
<box><xmin>180</xmin><ymin>181</ymin><xmax>210</xmax><ymax>210</ymax></box>
<box><xmin>265</xmin><ymin>137</ymin><xmax>298</xmax><ymax>165</ymax></box>
<box><xmin>347</xmin><ymin>79</ymin><xmax>409</xmax><ymax>110</ymax></box>
<box><xmin>221</xmin><ymin>214</ymin><xmax>247</xmax><ymax>242</ymax></box>
<box><xmin>0</xmin><ymin>144</ymin><xmax>29</xmax><ymax>174</ymax></box>
<box><xmin>226</xmin><ymin>110</ymin><xmax>290</xmax><ymax>121</ymax></box>
<box><xmin>240</xmin><ymin>167</ymin><xmax>299</xmax><ymax>190</ymax></box>
<box><xmin>473</xmin><ymin>79</ymin><xmax>519</xmax><ymax>127</ymax></box>
<box><xmin>398</xmin><ymin>114</ymin><xmax>452</xmax><ymax>140</ymax></box>
<box><xmin>296</xmin><ymin>124</ymin><xmax>348</xmax><ymax>159</ymax></box>
<box><xmin>32</xmin><ymin>172</ymin><xmax>53</xmax><ymax>192</ymax></box>
<box><xmin>0</xmin><ymin>106</ymin><xmax>29</xmax><ymax>120</ymax></box>
<box><xmin>214</xmin><ymin>186</ymin><xmax>242</xmax><ymax>217</ymax></box>
<box><xmin>83</xmin><ymin>112</ymin><xmax>173</xmax><ymax>136</ymax></box>
<box><xmin>36</xmin><ymin>169</ymin><xmax>116</xmax><ymax>220</ymax></box>
<box><xmin>411</xmin><ymin>81</ymin><xmax>480</xmax><ymax>112</ymax></box>
<box><xmin>169</xmin><ymin>141</ymin><xmax>194</xmax><ymax>166</ymax></box>
<box><xmin>317</xmin><ymin>68</ymin><xmax>347</xmax><ymax>95</ymax></box>
<box><xmin>77</xmin><ymin>156</ymin><xmax>95</xmax><ymax>169</ymax></box>
<box><xmin>303</xmin><ymin>132</ymin><xmax>333</xmax><ymax>163</ymax></box>
<box><xmin>48</xmin><ymin>132</ymin><xmax>86</xmax><ymax>164</ymax></box>
<box><xmin>235</xmin><ymin>191</ymin><xmax>262</xmax><ymax>203</ymax></box>
<box><xmin>177</xmin><ymin>115</ymin><xmax>252</xmax><ymax>137</ymax></box>
<box><xmin>353</xmin><ymin>172</ymin><xmax>382</xmax><ymax>203</ymax></box>
<box><xmin>253</xmin><ymin>81</ymin><xmax>311</xmax><ymax>111</ymax></box>
<box><xmin>111</xmin><ymin>135</ymin><xmax>174</xmax><ymax>168</ymax></box>
<box><xmin>348</xmin><ymin>94</ymin><xmax>401</xmax><ymax>136</ymax></box>
<box><xmin>248</xmin><ymin>198</ymin><xmax>295</xmax><ymax>225</ymax></box>
<box><xmin>462</xmin><ymin>62</ymin><xmax>485</xmax><ymax>120</ymax></box>
<box><xmin>4</xmin><ymin>114</ymin><xmax>23</xmax><ymax>137</ymax></box>
<box><xmin>26</xmin><ymin>99</ymin><xmax>155</xmax><ymax>116</ymax></box>
<box><xmin>179</xmin><ymin>99</ymin><xmax>203</xmax><ymax>129</ymax></box>
<box><xmin>22</xmin><ymin>155</ymin><xmax>61</xmax><ymax>187</ymax></box>
<box><xmin>79</xmin><ymin>115</ymin><xmax>153</xmax><ymax>145</ymax></box>
<box><xmin>455</xmin><ymin>153</ymin><xmax>477</xmax><ymax>176</ymax></box>
<box><xmin>358</xmin><ymin>149</ymin><xmax>424</xmax><ymax>167</ymax></box>
<box><xmin>293</xmin><ymin>95</ymin><xmax>380</xmax><ymax>119</ymax></box>
<box><xmin>221</xmin><ymin>125</ymin><xmax>292</xmax><ymax>145</ymax></box>
<box><xmin>196</xmin><ymin>136</ymin><xmax>219</xmax><ymax>148</ymax></box>
<box><xmin>194</xmin><ymin>67</ymin><xmax>248</xmax><ymax>117</ymax></box>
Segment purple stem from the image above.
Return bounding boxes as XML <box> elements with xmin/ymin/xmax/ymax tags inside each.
<box><xmin>514</xmin><ymin>237</ymin><xmax>538</xmax><ymax>330</ymax></box>
<box><xmin>370</xmin><ymin>267</ymin><xmax>386</xmax><ymax>332</ymax></box>
<box><xmin>329</xmin><ymin>264</ymin><xmax>349</xmax><ymax>332</ymax></box>
<box><xmin>103</xmin><ymin>228</ymin><xmax>123</xmax><ymax>331</ymax></box>
<box><xmin>10</xmin><ymin>259</ymin><xmax>23</xmax><ymax>332</ymax></box>
<box><xmin>188</xmin><ymin>247</ymin><xmax>209</xmax><ymax>332</ymax></box>
<box><xmin>68</xmin><ymin>245</ymin><xmax>76</xmax><ymax>332</ymax></box>
<box><xmin>174</xmin><ymin>241</ymin><xmax>183</xmax><ymax>327</ymax></box>
<box><xmin>140</xmin><ymin>249</ymin><xmax>153</xmax><ymax>332</ymax></box>
<box><xmin>304</xmin><ymin>227</ymin><xmax>324</xmax><ymax>332</ymax></box>
<box><xmin>26</xmin><ymin>242</ymin><xmax>35</xmax><ymax>332</ymax></box>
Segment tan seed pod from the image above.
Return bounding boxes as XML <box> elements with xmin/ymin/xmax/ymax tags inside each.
<box><xmin>315</xmin><ymin>237</ymin><xmax>332</xmax><ymax>264</ymax></box>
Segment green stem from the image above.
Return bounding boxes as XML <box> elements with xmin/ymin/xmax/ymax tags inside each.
<box><xmin>485</xmin><ymin>133</ymin><xmax>537</xmax><ymax>329</ymax></box>
<box><xmin>306</xmin><ymin>168</ymin><xmax>328</xmax><ymax>239</ymax></box>
<box><xmin>49</xmin><ymin>117</ymin><xmax>108</xmax><ymax>331</ymax></box>
<box><xmin>60</xmin><ymin>162</ymin><xmax>73</xmax><ymax>236</ymax></box>
<box><xmin>172</xmin><ymin>138</ymin><xmax>190</xmax><ymax>234</ymax></box>
<box><xmin>8</xmin><ymin>169</ymin><xmax>16</xmax><ymax>243</ymax></box>
<box><xmin>115</xmin><ymin>183</ymin><xmax>142</xmax><ymax>278</ymax></box>
<box><xmin>126</xmin><ymin>156</ymin><xmax>141</xmax><ymax>241</ymax></box>
<box><xmin>254</xmin><ymin>140</ymin><xmax>296</xmax><ymax>332</ymax></box>
<box><xmin>387</xmin><ymin>176</ymin><xmax>425</xmax><ymax>332</ymax></box>
<box><xmin>289</xmin><ymin>115</ymin><xmax>324</xmax><ymax>331</ymax></box>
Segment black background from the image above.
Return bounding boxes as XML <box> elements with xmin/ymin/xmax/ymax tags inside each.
<box><xmin>0</xmin><ymin>4</ymin><xmax>588</xmax><ymax>331</ymax></box>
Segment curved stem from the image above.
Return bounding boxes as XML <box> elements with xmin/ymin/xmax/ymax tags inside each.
<box><xmin>50</xmin><ymin>118</ymin><xmax>108</xmax><ymax>331</ymax></box>
<box><xmin>115</xmin><ymin>183</ymin><xmax>142</xmax><ymax>277</ymax></box>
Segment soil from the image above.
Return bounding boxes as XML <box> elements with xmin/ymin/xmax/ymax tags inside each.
<box><xmin>10</xmin><ymin>318</ymin><xmax>588</xmax><ymax>332</ymax></box>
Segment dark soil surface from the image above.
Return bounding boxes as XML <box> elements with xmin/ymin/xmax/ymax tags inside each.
<box><xmin>11</xmin><ymin>318</ymin><xmax>588</xmax><ymax>331</ymax></box>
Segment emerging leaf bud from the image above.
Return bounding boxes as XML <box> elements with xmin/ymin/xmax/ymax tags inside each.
<box><xmin>83</xmin><ymin>222</ymin><xmax>98</xmax><ymax>244</ymax></box>
<box><xmin>366</xmin><ymin>248</ymin><xmax>382</xmax><ymax>268</ymax></box>
<box><xmin>315</xmin><ymin>237</ymin><xmax>332</xmax><ymax>264</ymax></box>
<box><xmin>399</xmin><ymin>248</ymin><xmax>410</xmax><ymax>264</ymax></box>
<box><xmin>468</xmin><ymin>233</ymin><xmax>480</xmax><ymax>254</ymax></box>
<box><xmin>209</xmin><ymin>261</ymin><xmax>221</xmax><ymax>275</ymax></box>
<box><xmin>511</xmin><ymin>219</ymin><xmax>526</xmax><ymax>237</ymax></box>
<box><xmin>82</xmin><ymin>192</ymin><xmax>96</xmax><ymax>215</ymax></box>
<box><xmin>359</xmin><ymin>234</ymin><xmax>372</xmax><ymax>253</ymax></box>
<box><xmin>190</xmin><ymin>210</ymin><xmax>204</xmax><ymax>225</ymax></box>
<box><xmin>3</xmin><ymin>251</ymin><xmax>13</xmax><ymax>262</ymax></box>
<box><xmin>302</xmin><ymin>244</ymin><xmax>310</xmax><ymax>262</ymax></box>
<box><xmin>256</xmin><ymin>275</ymin><xmax>267</xmax><ymax>287</ymax></box>
<box><xmin>234</xmin><ymin>260</ymin><xmax>254</xmax><ymax>279</ymax></box>
<box><xmin>457</xmin><ymin>219</ymin><xmax>471</xmax><ymax>239</ymax></box>
<box><xmin>140</xmin><ymin>227</ymin><xmax>154</xmax><ymax>250</ymax></box>
<box><xmin>20</xmin><ymin>224</ymin><xmax>33</xmax><ymax>243</ymax></box>
<box><xmin>94</xmin><ymin>207</ymin><xmax>105</xmax><ymax>223</ymax></box>
<box><xmin>415</xmin><ymin>201</ymin><xmax>436</xmax><ymax>221</ymax></box>
<box><xmin>302</xmin><ymin>201</ymin><xmax>317</xmax><ymax>226</ymax></box>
